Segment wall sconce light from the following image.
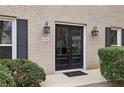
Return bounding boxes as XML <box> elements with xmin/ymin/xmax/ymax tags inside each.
<box><xmin>44</xmin><ymin>22</ymin><xmax>50</xmax><ymax>34</ymax></box>
<box><xmin>92</xmin><ymin>26</ymin><xmax>99</xmax><ymax>36</ymax></box>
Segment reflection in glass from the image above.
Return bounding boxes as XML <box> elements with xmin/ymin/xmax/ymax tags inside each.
<box><xmin>56</xmin><ymin>26</ymin><xmax>68</xmax><ymax>54</ymax></box>
<box><xmin>0</xmin><ymin>46</ymin><xmax>12</xmax><ymax>59</ymax></box>
<box><xmin>111</xmin><ymin>30</ymin><xmax>117</xmax><ymax>45</ymax></box>
<box><xmin>71</xmin><ymin>28</ymin><xmax>81</xmax><ymax>55</ymax></box>
<box><xmin>0</xmin><ymin>21</ymin><xmax>12</xmax><ymax>44</ymax></box>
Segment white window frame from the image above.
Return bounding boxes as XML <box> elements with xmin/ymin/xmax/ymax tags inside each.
<box><xmin>0</xmin><ymin>17</ymin><xmax>17</xmax><ymax>59</ymax></box>
<box><xmin>111</xmin><ymin>27</ymin><xmax>122</xmax><ymax>46</ymax></box>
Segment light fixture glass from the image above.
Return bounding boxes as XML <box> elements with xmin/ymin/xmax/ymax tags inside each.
<box><xmin>44</xmin><ymin>22</ymin><xmax>50</xmax><ymax>34</ymax></box>
<box><xmin>92</xmin><ymin>26</ymin><xmax>99</xmax><ymax>36</ymax></box>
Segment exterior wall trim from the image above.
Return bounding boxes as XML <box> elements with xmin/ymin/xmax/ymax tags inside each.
<box><xmin>54</xmin><ymin>21</ymin><xmax>87</xmax><ymax>73</ymax></box>
<box><xmin>55</xmin><ymin>21</ymin><xmax>87</xmax><ymax>26</ymax></box>
<box><xmin>0</xmin><ymin>15</ymin><xmax>17</xmax><ymax>18</ymax></box>
<box><xmin>12</xmin><ymin>18</ymin><xmax>17</xmax><ymax>59</ymax></box>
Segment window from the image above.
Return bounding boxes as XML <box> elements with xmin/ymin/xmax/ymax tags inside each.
<box><xmin>0</xmin><ymin>18</ymin><xmax>16</xmax><ymax>59</ymax></box>
<box><xmin>110</xmin><ymin>27</ymin><xmax>122</xmax><ymax>46</ymax></box>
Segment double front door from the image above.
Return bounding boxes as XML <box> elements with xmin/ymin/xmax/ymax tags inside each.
<box><xmin>55</xmin><ymin>24</ymin><xmax>83</xmax><ymax>71</ymax></box>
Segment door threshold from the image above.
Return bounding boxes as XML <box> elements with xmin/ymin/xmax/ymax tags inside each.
<box><xmin>54</xmin><ymin>69</ymin><xmax>85</xmax><ymax>74</ymax></box>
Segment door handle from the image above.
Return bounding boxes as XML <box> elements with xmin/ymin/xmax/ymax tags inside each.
<box><xmin>67</xmin><ymin>47</ymin><xmax>72</xmax><ymax>58</ymax></box>
<box><xmin>67</xmin><ymin>47</ymin><xmax>70</xmax><ymax>54</ymax></box>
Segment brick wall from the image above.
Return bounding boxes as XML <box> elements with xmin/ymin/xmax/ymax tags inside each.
<box><xmin>0</xmin><ymin>6</ymin><xmax>124</xmax><ymax>74</ymax></box>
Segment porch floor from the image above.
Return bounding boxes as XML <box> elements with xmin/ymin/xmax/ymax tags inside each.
<box><xmin>41</xmin><ymin>69</ymin><xmax>107</xmax><ymax>87</ymax></box>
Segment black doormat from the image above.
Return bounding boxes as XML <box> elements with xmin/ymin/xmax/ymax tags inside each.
<box><xmin>63</xmin><ymin>71</ymin><xmax>88</xmax><ymax>77</ymax></box>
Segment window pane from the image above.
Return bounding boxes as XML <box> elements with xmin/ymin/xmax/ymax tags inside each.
<box><xmin>0</xmin><ymin>46</ymin><xmax>12</xmax><ymax>59</ymax></box>
<box><xmin>111</xmin><ymin>30</ymin><xmax>117</xmax><ymax>45</ymax></box>
<box><xmin>0</xmin><ymin>21</ymin><xmax>12</xmax><ymax>44</ymax></box>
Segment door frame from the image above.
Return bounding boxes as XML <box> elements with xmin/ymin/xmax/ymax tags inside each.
<box><xmin>54</xmin><ymin>21</ymin><xmax>86</xmax><ymax>73</ymax></box>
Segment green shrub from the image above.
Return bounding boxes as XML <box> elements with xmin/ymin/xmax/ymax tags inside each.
<box><xmin>0</xmin><ymin>59</ymin><xmax>46</xmax><ymax>87</ymax></box>
<box><xmin>0</xmin><ymin>64</ymin><xmax>10</xmax><ymax>74</ymax></box>
<box><xmin>14</xmin><ymin>62</ymin><xmax>46</xmax><ymax>87</ymax></box>
<box><xmin>0</xmin><ymin>65</ymin><xmax>16</xmax><ymax>87</ymax></box>
<box><xmin>107</xmin><ymin>59</ymin><xmax>124</xmax><ymax>81</ymax></box>
<box><xmin>0</xmin><ymin>59</ymin><xmax>19</xmax><ymax>75</ymax></box>
<box><xmin>98</xmin><ymin>47</ymin><xmax>124</xmax><ymax>82</ymax></box>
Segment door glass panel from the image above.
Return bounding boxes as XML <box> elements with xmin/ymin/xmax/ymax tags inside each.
<box><xmin>0</xmin><ymin>21</ymin><xmax>12</xmax><ymax>44</ymax></box>
<box><xmin>56</xmin><ymin>24</ymin><xmax>83</xmax><ymax>71</ymax></box>
<box><xmin>56</xmin><ymin>26</ymin><xmax>68</xmax><ymax>55</ymax></box>
<box><xmin>111</xmin><ymin>30</ymin><xmax>117</xmax><ymax>45</ymax></box>
<box><xmin>71</xmin><ymin>27</ymin><xmax>81</xmax><ymax>55</ymax></box>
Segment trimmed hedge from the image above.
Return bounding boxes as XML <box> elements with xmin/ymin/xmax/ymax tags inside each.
<box><xmin>0</xmin><ymin>59</ymin><xmax>46</xmax><ymax>87</ymax></box>
<box><xmin>98</xmin><ymin>47</ymin><xmax>124</xmax><ymax>81</ymax></box>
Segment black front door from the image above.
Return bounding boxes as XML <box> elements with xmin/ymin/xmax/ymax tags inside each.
<box><xmin>55</xmin><ymin>24</ymin><xmax>83</xmax><ymax>71</ymax></box>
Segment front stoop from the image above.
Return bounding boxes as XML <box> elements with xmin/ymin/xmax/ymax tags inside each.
<box><xmin>41</xmin><ymin>69</ymin><xmax>107</xmax><ymax>87</ymax></box>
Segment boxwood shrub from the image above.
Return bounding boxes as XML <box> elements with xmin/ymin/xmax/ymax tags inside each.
<box><xmin>0</xmin><ymin>65</ymin><xmax>16</xmax><ymax>87</ymax></box>
<box><xmin>0</xmin><ymin>59</ymin><xmax>46</xmax><ymax>87</ymax></box>
<box><xmin>0</xmin><ymin>59</ymin><xmax>19</xmax><ymax>75</ymax></box>
<box><xmin>14</xmin><ymin>61</ymin><xmax>46</xmax><ymax>87</ymax></box>
<box><xmin>0</xmin><ymin>64</ymin><xmax>11</xmax><ymax>74</ymax></box>
<box><xmin>98</xmin><ymin>47</ymin><xmax>124</xmax><ymax>82</ymax></box>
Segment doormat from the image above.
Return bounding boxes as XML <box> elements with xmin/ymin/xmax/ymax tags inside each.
<box><xmin>63</xmin><ymin>71</ymin><xmax>88</xmax><ymax>77</ymax></box>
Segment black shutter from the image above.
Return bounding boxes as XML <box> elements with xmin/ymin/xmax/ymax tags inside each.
<box><xmin>17</xmin><ymin>19</ymin><xmax>28</xmax><ymax>59</ymax></box>
<box><xmin>122</xmin><ymin>29</ymin><xmax>124</xmax><ymax>46</ymax></box>
<box><xmin>105</xmin><ymin>27</ymin><xmax>111</xmax><ymax>47</ymax></box>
